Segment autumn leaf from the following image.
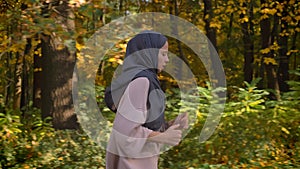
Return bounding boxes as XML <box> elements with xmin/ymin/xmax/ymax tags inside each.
<box><xmin>281</xmin><ymin>127</ymin><xmax>290</xmax><ymax>134</ymax></box>
<box><xmin>260</xmin><ymin>48</ymin><xmax>271</xmax><ymax>54</ymax></box>
<box><xmin>264</xmin><ymin>57</ymin><xmax>277</xmax><ymax>65</ymax></box>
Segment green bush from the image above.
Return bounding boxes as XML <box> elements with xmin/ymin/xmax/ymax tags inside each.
<box><xmin>159</xmin><ymin>75</ymin><xmax>300</xmax><ymax>168</ymax></box>
<box><xmin>0</xmin><ymin>101</ymin><xmax>106</xmax><ymax>169</ymax></box>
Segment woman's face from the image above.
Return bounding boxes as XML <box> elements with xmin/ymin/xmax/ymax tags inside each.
<box><xmin>157</xmin><ymin>41</ymin><xmax>169</xmax><ymax>73</ymax></box>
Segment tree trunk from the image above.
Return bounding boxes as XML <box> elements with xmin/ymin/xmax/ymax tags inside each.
<box><xmin>40</xmin><ymin>0</ymin><xmax>79</xmax><ymax>129</ymax></box>
<box><xmin>227</xmin><ymin>13</ymin><xmax>233</xmax><ymax>39</ymax></box>
<box><xmin>241</xmin><ymin>1</ymin><xmax>254</xmax><ymax>83</ymax></box>
<box><xmin>169</xmin><ymin>0</ymin><xmax>187</xmax><ymax>79</ymax></box>
<box><xmin>259</xmin><ymin>0</ymin><xmax>280</xmax><ymax>100</ymax></box>
<box><xmin>277</xmin><ymin>1</ymin><xmax>289</xmax><ymax>92</ymax></box>
<box><xmin>20</xmin><ymin>39</ymin><xmax>31</xmax><ymax>110</ymax></box>
<box><xmin>291</xmin><ymin>24</ymin><xmax>298</xmax><ymax>70</ymax></box>
<box><xmin>203</xmin><ymin>0</ymin><xmax>217</xmax><ymax>51</ymax></box>
<box><xmin>33</xmin><ymin>37</ymin><xmax>42</xmax><ymax>109</ymax></box>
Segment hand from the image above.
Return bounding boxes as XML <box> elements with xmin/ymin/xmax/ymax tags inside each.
<box><xmin>148</xmin><ymin>124</ymin><xmax>182</xmax><ymax>146</ymax></box>
<box><xmin>173</xmin><ymin>112</ymin><xmax>189</xmax><ymax>129</ymax></box>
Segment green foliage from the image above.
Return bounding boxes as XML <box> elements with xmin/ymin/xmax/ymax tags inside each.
<box><xmin>0</xmin><ymin>103</ymin><xmax>53</xmax><ymax>168</ymax></box>
<box><xmin>227</xmin><ymin>78</ymin><xmax>269</xmax><ymax>114</ymax></box>
<box><xmin>1</xmin><ymin>77</ymin><xmax>300</xmax><ymax>168</ymax></box>
<box><xmin>0</xmin><ymin>103</ymin><xmax>106</xmax><ymax>168</ymax></box>
<box><xmin>159</xmin><ymin>77</ymin><xmax>300</xmax><ymax>168</ymax></box>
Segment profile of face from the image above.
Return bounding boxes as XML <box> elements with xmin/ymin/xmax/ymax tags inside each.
<box><xmin>157</xmin><ymin>41</ymin><xmax>169</xmax><ymax>73</ymax></box>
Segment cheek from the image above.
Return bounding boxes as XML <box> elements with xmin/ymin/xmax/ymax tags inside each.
<box><xmin>158</xmin><ymin>55</ymin><xmax>164</xmax><ymax>65</ymax></box>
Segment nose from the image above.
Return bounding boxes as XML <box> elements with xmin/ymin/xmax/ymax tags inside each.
<box><xmin>165</xmin><ymin>55</ymin><xmax>169</xmax><ymax>63</ymax></box>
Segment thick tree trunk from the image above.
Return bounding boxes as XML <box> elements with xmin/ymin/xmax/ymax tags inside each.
<box><xmin>41</xmin><ymin>0</ymin><xmax>79</xmax><ymax>129</ymax></box>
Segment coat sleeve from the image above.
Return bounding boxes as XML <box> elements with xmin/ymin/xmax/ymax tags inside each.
<box><xmin>106</xmin><ymin>77</ymin><xmax>160</xmax><ymax>158</ymax></box>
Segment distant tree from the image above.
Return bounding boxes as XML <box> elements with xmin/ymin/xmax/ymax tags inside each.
<box><xmin>259</xmin><ymin>0</ymin><xmax>280</xmax><ymax>100</ymax></box>
<box><xmin>240</xmin><ymin>0</ymin><xmax>254</xmax><ymax>83</ymax></box>
<box><xmin>277</xmin><ymin>0</ymin><xmax>289</xmax><ymax>92</ymax></box>
<box><xmin>203</xmin><ymin>0</ymin><xmax>217</xmax><ymax>51</ymax></box>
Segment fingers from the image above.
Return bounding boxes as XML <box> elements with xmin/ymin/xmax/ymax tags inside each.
<box><xmin>168</xmin><ymin>124</ymin><xmax>180</xmax><ymax>130</ymax></box>
<box><xmin>176</xmin><ymin>113</ymin><xmax>189</xmax><ymax>129</ymax></box>
<box><xmin>168</xmin><ymin>128</ymin><xmax>182</xmax><ymax>146</ymax></box>
<box><xmin>183</xmin><ymin>112</ymin><xmax>188</xmax><ymax>118</ymax></box>
<box><xmin>180</xmin><ymin>117</ymin><xmax>189</xmax><ymax>129</ymax></box>
<box><xmin>171</xmin><ymin>113</ymin><xmax>189</xmax><ymax>130</ymax></box>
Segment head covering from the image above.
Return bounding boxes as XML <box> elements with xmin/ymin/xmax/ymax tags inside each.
<box><xmin>123</xmin><ymin>30</ymin><xmax>167</xmax><ymax>72</ymax></box>
<box><xmin>105</xmin><ymin>30</ymin><xmax>168</xmax><ymax>130</ymax></box>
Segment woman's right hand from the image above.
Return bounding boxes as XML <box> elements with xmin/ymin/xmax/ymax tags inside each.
<box><xmin>148</xmin><ymin>124</ymin><xmax>182</xmax><ymax>146</ymax></box>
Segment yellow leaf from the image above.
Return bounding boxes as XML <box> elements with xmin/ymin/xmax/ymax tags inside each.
<box><xmin>259</xmin><ymin>161</ymin><xmax>266</xmax><ymax>167</ymax></box>
<box><xmin>225</xmin><ymin>7</ymin><xmax>234</xmax><ymax>13</ymax></box>
<box><xmin>264</xmin><ymin>57</ymin><xmax>277</xmax><ymax>65</ymax></box>
<box><xmin>289</xmin><ymin>0</ymin><xmax>295</xmax><ymax>5</ymax></box>
<box><xmin>76</xmin><ymin>43</ymin><xmax>84</xmax><ymax>51</ymax></box>
<box><xmin>261</xmin><ymin>8</ymin><xmax>269</xmax><ymax>14</ymax></box>
<box><xmin>269</xmin><ymin>9</ymin><xmax>277</xmax><ymax>15</ymax></box>
<box><xmin>283</xmin><ymin>16</ymin><xmax>292</xmax><ymax>22</ymax></box>
<box><xmin>117</xmin><ymin>59</ymin><xmax>123</xmax><ymax>65</ymax></box>
<box><xmin>209</xmin><ymin>22</ymin><xmax>221</xmax><ymax>29</ymax></box>
<box><xmin>118</xmin><ymin>43</ymin><xmax>127</xmax><ymax>50</ymax></box>
<box><xmin>57</xmin><ymin>44</ymin><xmax>65</xmax><ymax>50</ymax></box>
<box><xmin>260</xmin><ymin>14</ymin><xmax>269</xmax><ymax>20</ymax></box>
<box><xmin>261</xmin><ymin>8</ymin><xmax>277</xmax><ymax>15</ymax></box>
<box><xmin>23</xmin><ymin>165</ymin><xmax>30</xmax><ymax>169</ymax></box>
<box><xmin>260</xmin><ymin>48</ymin><xmax>271</xmax><ymax>54</ymax></box>
<box><xmin>204</xmin><ymin>14</ymin><xmax>209</xmax><ymax>20</ymax></box>
<box><xmin>281</xmin><ymin>127</ymin><xmax>290</xmax><ymax>134</ymax></box>
<box><xmin>276</xmin><ymin>4</ymin><xmax>284</xmax><ymax>12</ymax></box>
<box><xmin>108</xmin><ymin>58</ymin><xmax>117</xmax><ymax>62</ymax></box>
<box><xmin>240</xmin><ymin>17</ymin><xmax>249</xmax><ymax>23</ymax></box>
<box><xmin>287</xmin><ymin>50</ymin><xmax>299</xmax><ymax>56</ymax></box>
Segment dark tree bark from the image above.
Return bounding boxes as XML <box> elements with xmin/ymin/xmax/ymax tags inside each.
<box><xmin>277</xmin><ymin>1</ymin><xmax>289</xmax><ymax>92</ymax></box>
<box><xmin>240</xmin><ymin>1</ymin><xmax>254</xmax><ymax>83</ymax></box>
<box><xmin>169</xmin><ymin>0</ymin><xmax>188</xmax><ymax>79</ymax></box>
<box><xmin>20</xmin><ymin>39</ymin><xmax>31</xmax><ymax>110</ymax></box>
<box><xmin>33</xmin><ymin>37</ymin><xmax>42</xmax><ymax>109</ymax></box>
<box><xmin>40</xmin><ymin>0</ymin><xmax>79</xmax><ymax>129</ymax></box>
<box><xmin>259</xmin><ymin>0</ymin><xmax>280</xmax><ymax>100</ymax></box>
<box><xmin>203</xmin><ymin>0</ymin><xmax>217</xmax><ymax>51</ymax></box>
<box><xmin>291</xmin><ymin>24</ymin><xmax>298</xmax><ymax>70</ymax></box>
<box><xmin>227</xmin><ymin>13</ymin><xmax>234</xmax><ymax>39</ymax></box>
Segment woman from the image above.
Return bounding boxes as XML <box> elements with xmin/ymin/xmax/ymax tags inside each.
<box><xmin>106</xmin><ymin>31</ymin><xmax>188</xmax><ymax>169</ymax></box>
